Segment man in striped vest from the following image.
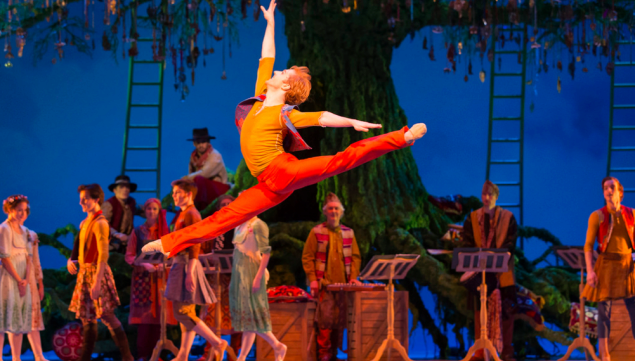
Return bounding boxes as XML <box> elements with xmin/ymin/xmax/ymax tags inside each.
<box><xmin>302</xmin><ymin>192</ymin><xmax>362</xmax><ymax>361</ymax></box>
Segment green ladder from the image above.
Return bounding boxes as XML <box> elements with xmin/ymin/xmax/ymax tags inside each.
<box><xmin>485</xmin><ymin>24</ymin><xmax>528</xmax><ymax>248</ymax></box>
<box><xmin>606</xmin><ymin>39</ymin><xmax>635</xmax><ymax>196</ymax></box>
<box><xmin>121</xmin><ymin>38</ymin><xmax>165</xmax><ymax>199</ymax></box>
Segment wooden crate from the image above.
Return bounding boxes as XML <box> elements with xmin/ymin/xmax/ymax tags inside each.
<box><xmin>347</xmin><ymin>291</ymin><xmax>409</xmax><ymax>361</ymax></box>
<box><xmin>609</xmin><ymin>299</ymin><xmax>635</xmax><ymax>361</ymax></box>
<box><xmin>256</xmin><ymin>302</ymin><xmax>316</xmax><ymax>361</ymax></box>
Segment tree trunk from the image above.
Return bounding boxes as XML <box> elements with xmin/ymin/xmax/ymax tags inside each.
<box><xmin>280</xmin><ymin>0</ymin><xmax>448</xmax><ymax>254</ymax></box>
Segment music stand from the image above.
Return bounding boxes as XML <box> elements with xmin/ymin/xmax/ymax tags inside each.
<box><xmin>453</xmin><ymin>248</ymin><xmax>510</xmax><ymax>361</ymax></box>
<box><xmin>359</xmin><ymin>254</ymin><xmax>420</xmax><ymax>361</ymax></box>
<box><xmin>554</xmin><ymin>246</ymin><xmax>601</xmax><ymax>361</ymax></box>
<box><xmin>134</xmin><ymin>251</ymin><xmax>179</xmax><ymax>361</ymax></box>
<box><xmin>199</xmin><ymin>251</ymin><xmax>238</xmax><ymax>361</ymax></box>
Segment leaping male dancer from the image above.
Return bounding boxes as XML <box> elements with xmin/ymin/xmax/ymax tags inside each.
<box><xmin>144</xmin><ymin>0</ymin><xmax>427</xmax><ymax>258</ymax></box>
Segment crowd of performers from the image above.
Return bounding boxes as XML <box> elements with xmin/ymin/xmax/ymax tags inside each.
<box><xmin>1</xmin><ymin>1</ymin><xmax>634</xmax><ymax>361</ymax></box>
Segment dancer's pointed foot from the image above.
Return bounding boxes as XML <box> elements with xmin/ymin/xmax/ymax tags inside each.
<box><xmin>405</xmin><ymin>123</ymin><xmax>427</xmax><ymax>144</ymax></box>
<box><xmin>274</xmin><ymin>342</ymin><xmax>287</xmax><ymax>361</ymax></box>
<box><xmin>214</xmin><ymin>339</ymin><xmax>228</xmax><ymax>361</ymax></box>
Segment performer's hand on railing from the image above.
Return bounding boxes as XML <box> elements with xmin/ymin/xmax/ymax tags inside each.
<box><xmin>349</xmin><ymin>278</ymin><xmax>362</xmax><ymax>285</ymax></box>
<box><xmin>142</xmin><ymin>239</ymin><xmax>165</xmax><ymax>254</ymax></box>
<box><xmin>67</xmin><ymin>259</ymin><xmax>78</xmax><ymax>275</ymax></box>
<box><xmin>586</xmin><ymin>270</ymin><xmax>598</xmax><ymax>288</ymax></box>
<box><xmin>309</xmin><ymin>280</ymin><xmax>319</xmax><ymax>297</ymax></box>
<box><xmin>142</xmin><ymin>263</ymin><xmax>157</xmax><ymax>273</ymax></box>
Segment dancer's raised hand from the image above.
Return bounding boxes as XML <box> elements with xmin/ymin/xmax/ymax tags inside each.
<box><xmin>351</xmin><ymin>119</ymin><xmax>382</xmax><ymax>132</ymax></box>
<box><xmin>261</xmin><ymin>0</ymin><xmax>277</xmax><ymax>23</ymax></box>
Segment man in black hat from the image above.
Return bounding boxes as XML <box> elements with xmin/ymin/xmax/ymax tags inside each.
<box><xmin>102</xmin><ymin>175</ymin><xmax>139</xmax><ymax>252</ymax></box>
<box><xmin>183</xmin><ymin>128</ymin><xmax>230</xmax><ymax>209</ymax></box>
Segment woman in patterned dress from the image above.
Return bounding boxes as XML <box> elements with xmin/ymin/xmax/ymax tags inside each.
<box><xmin>125</xmin><ymin>198</ymin><xmax>176</xmax><ymax>361</ymax></box>
<box><xmin>0</xmin><ymin>195</ymin><xmax>33</xmax><ymax>361</ymax></box>
<box><xmin>230</xmin><ymin>217</ymin><xmax>286</xmax><ymax>361</ymax></box>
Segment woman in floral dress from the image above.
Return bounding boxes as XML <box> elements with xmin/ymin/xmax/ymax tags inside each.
<box><xmin>229</xmin><ymin>217</ymin><xmax>286</xmax><ymax>361</ymax></box>
<box><xmin>0</xmin><ymin>195</ymin><xmax>33</xmax><ymax>361</ymax></box>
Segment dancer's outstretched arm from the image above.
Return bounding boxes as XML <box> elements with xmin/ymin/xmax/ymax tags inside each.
<box><xmin>260</xmin><ymin>0</ymin><xmax>276</xmax><ymax>59</ymax></box>
<box><xmin>319</xmin><ymin>112</ymin><xmax>383</xmax><ymax>132</ymax></box>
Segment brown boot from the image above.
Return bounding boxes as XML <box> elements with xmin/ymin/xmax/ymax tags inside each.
<box><xmin>110</xmin><ymin>326</ymin><xmax>135</xmax><ymax>361</ymax></box>
<box><xmin>79</xmin><ymin>322</ymin><xmax>98</xmax><ymax>361</ymax></box>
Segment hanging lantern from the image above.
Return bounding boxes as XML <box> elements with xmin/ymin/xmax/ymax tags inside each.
<box><xmin>15</xmin><ymin>28</ymin><xmax>26</xmax><ymax>57</ymax></box>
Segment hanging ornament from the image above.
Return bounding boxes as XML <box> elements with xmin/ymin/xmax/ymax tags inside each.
<box><xmin>557</xmin><ymin>76</ymin><xmax>561</xmax><ymax>93</ymax></box>
<box><xmin>429</xmin><ymin>44</ymin><xmax>435</xmax><ymax>61</ymax></box>
<box><xmin>221</xmin><ymin>70</ymin><xmax>227</xmax><ymax>80</ymax></box>
<box><xmin>15</xmin><ymin>28</ymin><xmax>26</xmax><ymax>57</ymax></box>
<box><xmin>479</xmin><ymin>70</ymin><xmax>485</xmax><ymax>83</ymax></box>
<box><xmin>241</xmin><ymin>0</ymin><xmax>248</xmax><ymax>19</ymax></box>
<box><xmin>606</xmin><ymin>62</ymin><xmax>614</xmax><ymax>76</ymax></box>
<box><xmin>422</xmin><ymin>36</ymin><xmax>428</xmax><ymax>50</ymax></box>
<box><xmin>342</xmin><ymin>0</ymin><xmax>351</xmax><ymax>13</ymax></box>
<box><xmin>468</xmin><ymin>59</ymin><xmax>473</xmax><ymax>75</ymax></box>
<box><xmin>301</xmin><ymin>20</ymin><xmax>305</xmax><ymax>32</ymax></box>
<box><xmin>102</xmin><ymin>31</ymin><xmax>112</xmax><ymax>50</ymax></box>
<box><xmin>557</xmin><ymin>60</ymin><xmax>562</xmax><ymax>71</ymax></box>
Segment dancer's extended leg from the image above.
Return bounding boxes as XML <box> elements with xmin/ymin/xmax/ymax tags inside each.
<box><xmin>264</xmin><ymin>126</ymin><xmax>411</xmax><ymax>193</ymax></box>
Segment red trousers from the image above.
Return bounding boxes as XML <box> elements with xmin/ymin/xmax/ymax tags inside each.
<box><xmin>162</xmin><ymin>127</ymin><xmax>410</xmax><ymax>256</ymax></box>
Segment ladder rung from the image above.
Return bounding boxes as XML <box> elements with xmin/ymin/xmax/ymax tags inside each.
<box><xmin>133</xmin><ymin>60</ymin><xmax>162</xmax><ymax>64</ymax></box>
<box><xmin>611</xmin><ymin>146</ymin><xmax>635</xmax><ymax>151</ymax></box>
<box><xmin>614</xmin><ymin>83</ymin><xmax>635</xmax><ymax>88</ymax></box>
<box><xmin>494</xmin><ymin>73</ymin><xmax>523</xmax><ymax>77</ymax></box>
<box><xmin>493</xmin><ymin>95</ymin><xmax>522</xmax><ymax>99</ymax></box>
<box><xmin>492</xmin><ymin>117</ymin><xmax>522</xmax><ymax>121</ymax></box>
<box><xmin>127</xmin><ymin>146</ymin><xmax>159</xmax><ymax>151</ymax></box>
<box><xmin>615</xmin><ymin>62</ymin><xmax>635</xmax><ymax>67</ymax></box>
<box><xmin>493</xmin><ymin>182</ymin><xmax>521</xmax><ymax>186</ymax></box>
<box><xmin>130</xmin><ymin>103</ymin><xmax>160</xmax><ymax>107</ymax></box>
<box><xmin>490</xmin><ymin>160</ymin><xmax>520</xmax><ymax>164</ymax></box>
<box><xmin>496</xmin><ymin>51</ymin><xmax>521</xmax><ymax>55</ymax></box>
<box><xmin>137</xmin><ymin>38</ymin><xmax>155</xmax><ymax>42</ymax></box>
<box><xmin>617</xmin><ymin>41</ymin><xmax>635</xmax><ymax>45</ymax></box>
<box><xmin>610</xmin><ymin>167</ymin><xmax>635</xmax><ymax>172</ymax></box>
<box><xmin>129</xmin><ymin>124</ymin><xmax>159</xmax><ymax>129</ymax></box>
<box><xmin>125</xmin><ymin>168</ymin><xmax>158</xmax><ymax>172</ymax></box>
<box><xmin>132</xmin><ymin>82</ymin><xmax>162</xmax><ymax>86</ymax></box>
<box><xmin>613</xmin><ymin>105</ymin><xmax>635</xmax><ymax>109</ymax></box>
<box><xmin>499</xmin><ymin>28</ymin><xmax>524</xmax><ymax>32</ymax></box>
<box><xmin>491</xmin><ymin>138</ymin><xmax>521</xmax><ymax>142</ymax></box>
<box><xmin>498</xmin><ymin>203</ymin><xmax>521</xmax><ymax>207</ymax></box>
<box><xmin>613</xmin><ymin>126</ymin><xmax>635</xmax><ymax>131</ymax></box>
<box><xmin>625</xmin><ymin>189</ymin><xmax>635</xmax><ymax>193</ymax></box>
<box><xmin>135</xmin><ymin>189</ymin><xmax>158</xmax><ymax>193</ymax></box>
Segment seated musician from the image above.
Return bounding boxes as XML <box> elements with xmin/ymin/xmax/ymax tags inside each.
<box><xmin>302</xmin><ymin>192</ymin><xmax>362</xmax><ymax>361</ymax></box>
<box><xmin>462</xmin><ymin>181</ymin><xmax>518</xmax><ymax>361</ymax></box>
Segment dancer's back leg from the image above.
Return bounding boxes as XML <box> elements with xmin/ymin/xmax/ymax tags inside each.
<box><xmin>162</xmin><ymin>183</ymin><xmax>292</xmax><ymax>254</ymax></box>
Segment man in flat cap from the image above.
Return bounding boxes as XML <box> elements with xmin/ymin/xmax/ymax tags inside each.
<box><xmin>183</xmin><ymin>128</ymin><xmax>230</xmax><ymax>209</ymax></box>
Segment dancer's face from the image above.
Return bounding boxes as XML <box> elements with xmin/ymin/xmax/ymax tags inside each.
<box><xmin>114</xmin><ymin>184</ymin><xmax>131</xmax><ymax>201</ymax></box>
<box><xmin>9</xmin><ymin>202</ymin><xmax>29</xmax><ymax>224</ymax></box>
<box><xmin>145</xmin><ymin>203</ymin><xmax>161</xmax><ymax>224</ymax></box>
<box><xmin>79</xmin><ymin>191</ymin><xmax>99</xmax><ymax>214</ymax></box>
<box><xmin>172</xmin><ymin>186</ymin><xmax>193</xmax><ymax>209</ymax></box>
<box><xmin>323</xmin><ymin>202</ymin><xmax>343</xmax><ymax>224</ymax></box>
<box><xmin>481</xmin><ymin>188</ymin><xmax>498</xmax><ymax>210</ymax></box>
<box><xmin>266</xmin><ymin>68</ymin><xmax>293</xmax><ymax>91</ymax></box>
<box><xmin>219</xmin><ymin>198</ymin><xmax>233</xmax><ymax>209</ymax></box>
<box><xmin>603</xmin><ymin>179</ymin><xmax>622</xmax><ymax>208</ymax></box>
<box><xmin>193</xmin><ymin>140</ymin><xmax>210</xmax><ymax>154</ymax></box>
